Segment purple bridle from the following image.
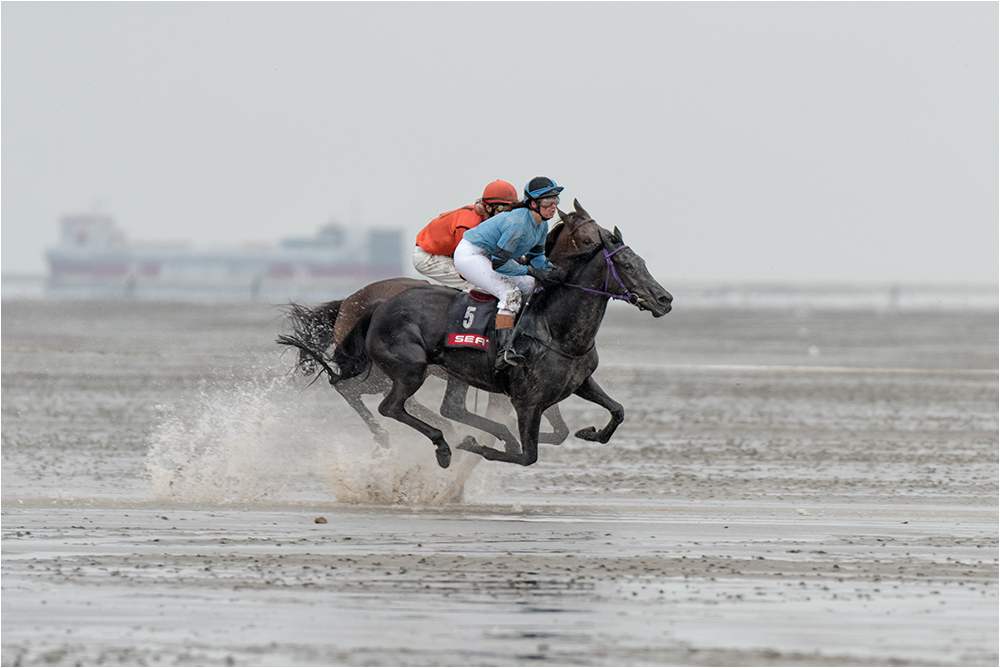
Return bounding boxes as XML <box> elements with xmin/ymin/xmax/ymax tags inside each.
<box><xmin>565</xmin><ymin>244</ymin><xmax>635</xmax><ymax>303</ymax></box>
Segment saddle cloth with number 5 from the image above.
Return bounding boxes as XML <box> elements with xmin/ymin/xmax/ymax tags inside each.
<box><xmin>444</xmin><ymin>290</ymin><xmax>498</xmax><ymax>351</ymax></box>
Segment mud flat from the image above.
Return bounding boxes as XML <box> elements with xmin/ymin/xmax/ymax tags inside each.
<box><xmin>2</xmin><ymin>298</ymin><xmax>997</xmax><ymax>666</ymax></box>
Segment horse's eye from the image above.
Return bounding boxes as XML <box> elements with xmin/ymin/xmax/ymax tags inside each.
<box><xmin>584</xmin><ymin>238</ymin><xmax>595</xmax><ymax>246</ymax></box>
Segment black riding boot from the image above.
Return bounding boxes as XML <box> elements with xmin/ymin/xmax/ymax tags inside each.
<box><xmin>494</xmin><ymin>326</ymin><xmax>524</xmax><ymax>370</ymax></box>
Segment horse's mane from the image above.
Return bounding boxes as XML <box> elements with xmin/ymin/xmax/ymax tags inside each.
<box><xmin>544</xmin><ymin>220</ymin><xmax>565</xmax><ymax>256</ymax></box>
<box><xmin>546</xmin><ymin>205</ymin><xmax>608</xmax><ymax>265</ymax></box>
<box><xmin>546</xmin><ymin>211</ymin><xmax>589</xmax><ymax>261</ymax></box>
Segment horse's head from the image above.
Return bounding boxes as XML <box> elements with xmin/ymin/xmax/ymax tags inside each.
<box><xmin>546</xmin><ymin>199</ymin><xmax>672</xmax><ymax>317</ymax></box>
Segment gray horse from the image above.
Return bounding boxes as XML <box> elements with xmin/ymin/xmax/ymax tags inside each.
<box><xmin>279</xmin><ymin>281</ymin><xmax>570</xmax><ymax>449</ymax></box>
<box><xmin>329</xmin><ymin>200</ymin><xmax>672</xmax><ymax>467</ymax></box>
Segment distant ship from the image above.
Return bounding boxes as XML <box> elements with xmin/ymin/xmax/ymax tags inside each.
<box><xmin>45</xmin><ymin>213</ymin><xmax>404</xmax><ymax>301</ymax></box>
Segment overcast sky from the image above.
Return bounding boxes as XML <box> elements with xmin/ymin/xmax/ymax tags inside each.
<box><xmin>3</xmin><ymin>2</ymin><xmax>997</xmax><ymax>285</ymax></box>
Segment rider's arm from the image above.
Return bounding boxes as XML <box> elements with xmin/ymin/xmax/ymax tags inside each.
<box><xmin>491</xmin><ymin>224</ymin><xmax>527</xmax><ymax>275</ymax></box>
<box><xmin>491</xmin><ymin>248</ymin><xmax>528</xmax><ymax>275</ymax></box>
<box><xmin>491</xmin><ymin>248</ymin><xmax>514</xmax><ymax>269</ymax></box>
<box><xmin>525</xmin><ymin>244</ymin><xmax>548</xmax><ymax>269</ymax></box>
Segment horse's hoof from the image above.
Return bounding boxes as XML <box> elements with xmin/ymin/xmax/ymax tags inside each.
<box><xmin>574</xmin><ymin>427</ymin><xmax>600</xmax><ymax>442</ymax></box>
<box><xmin>435</xmin><ymin>446</ymin><xmax>452</xmax><ymax>469</ymax></box>
<box><xmin>456</xmin><ymin>435</ymin><xmax>479</xmax><ymax>453</ymax></box>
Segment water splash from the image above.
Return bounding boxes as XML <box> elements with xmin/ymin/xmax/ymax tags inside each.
<box><xmin>145</xmin><ymin>357</ymin><xmax>505</xmax><ymax>506</ymax></box>
<box><xmin>146</xmin><ymin>374</ymin><xmax>298</xmax><ymax>504</ymax></box>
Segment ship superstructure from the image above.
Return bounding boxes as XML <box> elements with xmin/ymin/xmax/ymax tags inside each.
<box><xmin>46</xmin><ymin>214</ymin><xmax>404</xmax><ymax>300</ymax></box>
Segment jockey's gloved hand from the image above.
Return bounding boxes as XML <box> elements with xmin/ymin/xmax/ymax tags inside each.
<box><xmin>526</xmin><ymin>264</ymin><xmax>567</xmax><ymax>284</ymax></box>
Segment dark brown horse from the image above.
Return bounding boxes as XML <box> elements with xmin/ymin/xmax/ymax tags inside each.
<box><xmin>331</xmin><ymin>200</ymin><xmax>672</xmax><ymax>467</ymax></box>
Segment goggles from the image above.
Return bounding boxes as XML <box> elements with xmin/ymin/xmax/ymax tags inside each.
<box><xmin>537</xmin><ymin>195</ymin><xmax>560</xmax><ymax>207</ymax></box>
<box><xmin>486</xmin><ymin>201</ymin><xmax>513</xmax><ymax>212</ymax></box>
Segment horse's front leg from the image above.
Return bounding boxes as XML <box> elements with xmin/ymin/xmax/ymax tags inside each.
<box><xmin>538</xmin><ymin>405</ymin><xmax>570</xmax><ymax>445</ymax></box>
<box><xmin>457</xmin><ymin>404</ymin><xmax>541</xmax><ymax>466</ymax></box>
<box><xmin>375</xmin><ymin>365</ymin><xmax>453</xmax><ymax>469</ymax></box>
<box><xmin>477</xmin><ymin>393</ymin><xmax>567</xmax><ymax>448</ymax></box>
<box><xmin>572</xmin><ymin>375</ymin><xmax>624</xmax><ymax>444</ymax></box>
<box><xmin>439</xmin><ymin>379</ymin><xmax>519</xmax><ymax>452</ymax></box>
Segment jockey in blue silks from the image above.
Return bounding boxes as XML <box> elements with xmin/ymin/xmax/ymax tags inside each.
<box><xmin>453</xmin><ymin>176</ymin><xmax>567</xmax><ymax>369</ymax></box>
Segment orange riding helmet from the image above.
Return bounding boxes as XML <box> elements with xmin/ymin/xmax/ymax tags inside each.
<box><xmin>481</xmin><ymin>180</ymin><xmax>519</xmax><ymax>205</ymax></box>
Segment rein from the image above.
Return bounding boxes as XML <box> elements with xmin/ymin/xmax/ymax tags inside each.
<box><xmin>562</xmin><ymin>244</ymin><xmax>635</xmax><ymax>303</ymax></box>
<box><xmin>519</xmin><ymin>242</ymin><xmax>630</xmax><ymax>362</ymax></box>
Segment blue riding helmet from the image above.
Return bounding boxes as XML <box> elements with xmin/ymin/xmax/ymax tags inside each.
<box><xmin>524</xmin><ymin>176</ymin><xmax>564</xmax><ymax>201</ymax></box>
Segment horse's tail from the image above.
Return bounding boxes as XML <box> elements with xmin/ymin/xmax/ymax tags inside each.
<box><xmin>277</xmin><ymin>300</ymin><xmax>343</xmax><ymax>380</ymax></box>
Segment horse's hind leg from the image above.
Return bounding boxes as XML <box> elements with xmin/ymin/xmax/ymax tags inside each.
<box><xmin>335</xmin><ymin>379</ymin><xmax>390</xmax><ymax>448</ymax></box>
<box><xmin>376</xmin><ymin>366</ymin><xmax>453</xmax><ymax>469</ymax></box>
<box><xmin>405</xmin><ymin>397</ymin><xmax>457</xmax><ymax>443</ymax></box>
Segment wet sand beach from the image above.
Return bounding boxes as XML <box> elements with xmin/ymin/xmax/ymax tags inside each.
<box><xmin>2</xmin><ymin>297</ymin><xmax>997</xmax><ymax>666</ymax></box>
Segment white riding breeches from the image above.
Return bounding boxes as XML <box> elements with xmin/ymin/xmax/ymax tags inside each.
<box><xmin>453</xmin><ymin>238</ymin><xmax>536</xmax><ymax>316</ymax></box>
<box><xmin>412</xmin><ymin>245</ymin><xmax>477</xmax><ymax>291</ymax></box>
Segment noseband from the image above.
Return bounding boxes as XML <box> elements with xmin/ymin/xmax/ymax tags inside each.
<box><xmin>564</xmin><ymin>244</ymin><xmax>635</xmax><ymax>303</ymax></box>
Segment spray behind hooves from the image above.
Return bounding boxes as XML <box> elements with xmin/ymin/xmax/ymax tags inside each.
<box><xmin>145</xmin><ymin>357</ymin><xmax>505</xmax><ymax>506</ymax></box>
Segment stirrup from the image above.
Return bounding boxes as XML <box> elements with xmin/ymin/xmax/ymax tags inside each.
<box><xmin>495</xmin><ymin>348</ymin><xmax>524</xmax><ymax>370</ymax></box>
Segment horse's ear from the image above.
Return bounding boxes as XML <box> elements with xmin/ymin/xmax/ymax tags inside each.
<box><xmin>573</xmin><ymin>199</ymin><xmax>591</xmax><ymax>219</ymax></box>
<box><xmin>560</xmin><ymin>207</ymin><xmax>585</xmax><ymax>232</ymax></box>
<box><xmin>613</xmin><ymin>226</ymin><xmax>624</xmax><ymax>242</ymax></box>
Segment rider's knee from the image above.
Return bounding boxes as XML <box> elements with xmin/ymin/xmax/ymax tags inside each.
<box><xmin>502</xmin><ymin>290</ymin><xmax>522</xmax><ymax>315</ymax></box>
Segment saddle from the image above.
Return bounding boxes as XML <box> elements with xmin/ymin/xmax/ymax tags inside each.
<box><xmin>445</xmin><ymin>291</ymin><xmax>498</xmax><ymax>351</ymax></box>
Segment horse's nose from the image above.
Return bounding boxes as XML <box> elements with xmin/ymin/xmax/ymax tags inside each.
<box><xmin>658</xmin><ymin>292</ymin><xmax>673</xmax><ymax>305</ymax></box>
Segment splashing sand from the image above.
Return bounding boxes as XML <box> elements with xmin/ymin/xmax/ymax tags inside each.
<box><xmin>316</xmin><ymin>437</ymin><xmax>487</xmax><ymax>505</ymax></box>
